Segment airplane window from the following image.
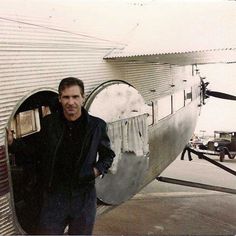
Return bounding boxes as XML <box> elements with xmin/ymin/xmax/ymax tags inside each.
<box><xmin>185</xmin><ymin>87</ymin><xmax>192</xmax><ymax>105</ymax></box>
<box><xmin>11</xmin><ymin>109</ymin><xmax>41</xmax><ymax>138</ymax></box>
<box><xmin>173</xmin><ymin>90</ymin><xmax>185</xmax><ymax>111</ymax></box>
<box><xmin>146</xmin><ymin>102</ymin><xmax>154</xmax><ymax>126</ymax></box>
<box><xmin>11</xmin><ymin>106</ymin><xmax>52</xmax><ymax>139</ymax></box>
<box><xmin>158</xmin><ymin>95</ymin><xmax>172</xmax><ymax>120</ymax></box>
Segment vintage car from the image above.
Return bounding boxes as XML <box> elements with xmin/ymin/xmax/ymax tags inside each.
<box><xmin>198</xmin><ymin>131</ymin><xmax>236</xmax><ymax>162</ymax></box>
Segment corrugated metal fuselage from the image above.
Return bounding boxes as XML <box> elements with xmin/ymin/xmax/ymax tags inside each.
<box><xmin>0</xmin><ymin>17</ymin><xmax>200</xmax><ymax>234</ymax></box>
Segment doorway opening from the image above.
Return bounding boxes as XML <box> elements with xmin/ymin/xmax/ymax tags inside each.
<box><xmin>8</xmin><ymin>90</ymin><xmax>58</xmax><ymax>234</ymax></box>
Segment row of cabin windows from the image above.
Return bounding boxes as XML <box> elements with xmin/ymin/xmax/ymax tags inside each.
<box><xmin>147</xmin><ymin>87</ymin><xmax>193</xmax><ymax>125</ymax></box>
<box><xmin>11</xmin><ymin>87</ymin><xmax>192</xmax><ymax>138</ymax></box>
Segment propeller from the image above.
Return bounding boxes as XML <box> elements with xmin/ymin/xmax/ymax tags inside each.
<box><xmin>200</xmin><ymin>77</ymin><xmax>236</xmax><ymax>102</ymax></box>
<box><xmin>205</xmin><ymin>90</ymin><xmax>236</xmax><ymax>101</ymax></box>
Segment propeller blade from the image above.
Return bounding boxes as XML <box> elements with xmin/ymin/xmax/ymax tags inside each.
<box><xmin>206</xmin><ymin>90</ymin><xmax>236</xmax><ymax>100</ymax></box>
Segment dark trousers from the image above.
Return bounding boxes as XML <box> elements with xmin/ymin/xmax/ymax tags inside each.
<box><xmin>38</xmin><ymin>185</ymin><xmax>97</xmax><ymax>235</ymax></box>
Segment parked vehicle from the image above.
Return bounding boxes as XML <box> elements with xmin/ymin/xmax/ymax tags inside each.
<box><xmin>199</xmin><ymin>131</ymin><xmax>236</xmax><ymax>162</ymax></box>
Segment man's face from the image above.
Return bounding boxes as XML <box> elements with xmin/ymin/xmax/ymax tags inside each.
<box><xmin>59</xmin><ymin>85</ymin><xmax>85</xmax><ymax>120</ymax></box>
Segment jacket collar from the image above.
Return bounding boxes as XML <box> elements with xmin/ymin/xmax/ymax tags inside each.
<box><xmin>58</xmin><ymin>106</ymin><xmax>88</xmax><ymax>124</ymax></box>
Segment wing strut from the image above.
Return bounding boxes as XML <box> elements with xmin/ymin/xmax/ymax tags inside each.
<box><xmin>182</xmin><ymin>146</ymin><xmax>236</xmax><ymax>176</ymax></box>
<box><xmin>157</xmin><ymin>147</ymin><xmax>236</xmax><ymax>195</ymax></box>
<box><xmin>157</xmin><ymin>177</ymin><xmax>236</xmax><ymax>195</ymax></box>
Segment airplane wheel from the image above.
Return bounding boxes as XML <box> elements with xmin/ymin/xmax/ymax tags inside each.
<box><xmin>229</xmin><ymin>154</ymin><xmax>235</xmax><ymax>159</ymax></box>
<box><xmin>219</xmin><ymin>151</ymin><xmax>225</xmax><ymax>162</ymax></box>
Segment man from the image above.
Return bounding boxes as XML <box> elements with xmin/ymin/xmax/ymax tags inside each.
<box><xmin>7</xmin><ymin>77</ymin><xmax>115</xmax><ymax>235</ymax></box>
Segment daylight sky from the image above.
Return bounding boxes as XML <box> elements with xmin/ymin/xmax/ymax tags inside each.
<box><xmin>1</xmin><ymin>0</ymin><xmax>235</xmax><ymax>52</ymax></box>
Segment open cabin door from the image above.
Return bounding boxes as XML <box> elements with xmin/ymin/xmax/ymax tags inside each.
<box><xmin>85</xmin><ymin>81</ymin><xmax>151</xmax><ymax>205</ymax></box>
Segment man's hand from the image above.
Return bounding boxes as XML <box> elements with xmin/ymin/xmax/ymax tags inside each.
<box><xmin>93</xmin><ymin>167</ymin><xmax>100</xmax><ymax>178</ymax></box>
<box><xmin>6</xmin><ymin>128</ymin><xmax>14</xmax><ymax>146</ymax></box>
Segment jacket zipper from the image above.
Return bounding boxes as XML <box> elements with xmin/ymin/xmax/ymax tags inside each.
<box><xmin>48</xmin><ymin>125</ymin><xmax>65</xmax><ymax>189</ymax></box>
<box><xmin>71</xmin><ymin>125</ymin><xmax>94</xmax><ymax>192</ymax></box>
<box><xmin>75</xmin><ymin>125</ymin><xmax>96</xmax><ymax>175</ymax></box>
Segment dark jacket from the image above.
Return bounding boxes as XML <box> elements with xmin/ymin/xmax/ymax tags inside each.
<box><xmin>10</xmin><ymin>108</ymin><xmax>115</xmax><ymax>190</ymax></box>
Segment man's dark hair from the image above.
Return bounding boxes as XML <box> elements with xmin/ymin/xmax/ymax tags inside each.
<box><xmin>58</xmin><ymin>77</ymin><xmax>84</xmax><ymax>96</ymax></box>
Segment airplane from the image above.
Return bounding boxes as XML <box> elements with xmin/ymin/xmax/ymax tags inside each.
<box><xmin>0</xmin><ymin>0</ymin><xmax>236</xmax><ymax>234</ymax></box>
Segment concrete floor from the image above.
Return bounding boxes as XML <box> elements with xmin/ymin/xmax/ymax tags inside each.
<box><xmin>93</xmin><ymin>155</ymin><xmax>236</xmax><ymax>235</ymax></box>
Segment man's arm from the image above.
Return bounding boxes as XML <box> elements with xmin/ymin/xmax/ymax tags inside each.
<box><xmin>6</xmin><ymin>115</ymin><xmax>48</xmax><ymax>157</ymax></box>
<box><xmin>6</xmin><ymin>127</ymin><xmax>29</xmax><ymax>155</ymax></box>
<box><xmin>94</xmin><ymin>122</ymin><xmax>115</xmax><ymax>177</ymax></box>
<box><xmin>6</xmin><ymin>128</ymin><xmax>40</xmax><ymax>159</ymax></box>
